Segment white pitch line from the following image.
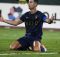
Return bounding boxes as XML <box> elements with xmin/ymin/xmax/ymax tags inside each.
<box><xmin>0</xmin><ymin>53</ymin><xmax>16</xmax><ymax>55</ymax></box>
<box><xmin>21</xmin><ymin>52</ymin><xmax>58</xmax><ymax>55</ymax></box>
<box><xmin>0</xmin><ymin>52</ymin><xmax>58</xmax><ymax>56</ymax></box>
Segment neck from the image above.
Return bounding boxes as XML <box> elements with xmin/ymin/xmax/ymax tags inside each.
<box><xmin>30</xmin><ymin>8</ymin><xmax>37</xmax><ymax>14</ymax></box>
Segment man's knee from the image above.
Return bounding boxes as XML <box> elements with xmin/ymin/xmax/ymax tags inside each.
<box><xmin>10</xmin><ymin>41</ymin><xmax>22</xmax><ymax>50</ymax></box>
<box><xmin>33</xmin><ymin>41</ymin><xmax>41</xmax><ymax>52</ymax></box>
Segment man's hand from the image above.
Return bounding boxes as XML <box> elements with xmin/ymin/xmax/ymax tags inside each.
<box><xmin>48</xmin><ymin>16</ymin><xmax>54</xmax><ymax>24</ymax></box>
<box><xmin>46</xmin><ymin>15</ymin><xmax>54</xmax><ymax>24</ymax></box>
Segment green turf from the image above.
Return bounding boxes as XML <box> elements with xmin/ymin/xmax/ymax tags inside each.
<box><xmin>0</xmin><ymin>27</ymin><xmax>60</xmax><ymax>57</ymax></box>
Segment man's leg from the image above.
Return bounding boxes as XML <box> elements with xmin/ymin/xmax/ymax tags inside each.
<box><xmin>10</xmin><ymin>41</ymin><xmax>22</xmax><ymax>50</ymax></box>
<box><xmin>33</xmin><ymin>41</ymin><xmax>41</xmax><ymax>52</ymax></box>
<box><xmin>41</xmin><ymin>44</ymin><xmax>47</xmax><ymax>52</ymax></box>
<box><xmin>10</xmin><ymin>37</ymin><xmax>29</xmax><ymax>50</ymax></box>
<box><xmin>33</xmin><ymin>41</ymin><xmax>47</xmax><ymax>52</ymax></box>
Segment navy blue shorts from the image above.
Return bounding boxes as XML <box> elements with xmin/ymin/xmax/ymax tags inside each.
<box><xmin>17</xmin><ymin>36</ymin><xmax>42</xmax><ymax>50</ymax></box>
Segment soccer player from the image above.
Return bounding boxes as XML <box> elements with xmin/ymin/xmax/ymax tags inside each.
<box><xmin>0</xmin><ymin>0</ymin><xmax>54</xmax><ymax>52</ymax></box>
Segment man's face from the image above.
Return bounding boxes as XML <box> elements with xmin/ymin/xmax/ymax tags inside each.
<box><xmin>28</xmin><ymin>0</ymin><xmax>37</xmax><ymax>10</ymax></box>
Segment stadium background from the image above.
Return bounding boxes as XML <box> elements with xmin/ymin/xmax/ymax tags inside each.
<box><xmin>0</xmin><ymin>0</ymin><xmax>60</xmax><ymax>57</ymax></box>
<box><xmin>0</xmin><ymin>0</ymin><xmax>60</xmax><ymax>5</ymax></box>
<box><xmin>0</xmin><ymin>0</ymin><xmax>60</xmax><ymax>29</ymax></box>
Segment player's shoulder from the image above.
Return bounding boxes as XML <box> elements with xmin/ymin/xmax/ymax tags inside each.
<box><xmin>23</xmin><ymin>11</ymin><xmax>30</xmax><ymax>15</ymax></box>
<box><xmin>37</xmin><ymin>10</ymin><xmax>43</xmax><ymax>14</ymax></box>
<box><xmin>20</xmin><ymin>11</ymin><xmax>30</xmax><ymax>18</ymax></box>
<box><xmin>37</xmin><ymin>11</ymin><xmax>45</xmax><ymax>17</ymax></box>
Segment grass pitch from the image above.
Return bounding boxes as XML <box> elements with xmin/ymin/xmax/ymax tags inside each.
<box><xmin>0</xmin><ymin>27</ymin><xmax>60</xmax><ymax>57</ymax></box>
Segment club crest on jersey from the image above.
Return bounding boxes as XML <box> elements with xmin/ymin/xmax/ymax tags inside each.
<box><xmin>35</xmin><ymin>15</ymin><xmax>38</xmax><ymax>20</ymax></box>
<box><xmin>26</xmin><ymin>16</ymin><xmax>29</xmax><ymax>19</ymax></box>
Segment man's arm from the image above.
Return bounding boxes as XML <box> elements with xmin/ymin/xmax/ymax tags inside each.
<box><xmin>0</xmin><ymin>17</ymin><xmax>23</xmax><ymax>26</ymax></box>
<box><xmin>45</xmin><ymin>18</ymin><xmax>53</xmax><ymax>24</ymax></box>
<box><xmin>45</xmin><ymin>16</ymin><xmax>54</xmax><ymax>24</ymax></box>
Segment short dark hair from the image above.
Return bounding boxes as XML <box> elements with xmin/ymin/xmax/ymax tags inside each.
<box><xmin>26</xmin><ymin>0</ymin><xmax>38</xmax><ymax>4</ymax></box>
